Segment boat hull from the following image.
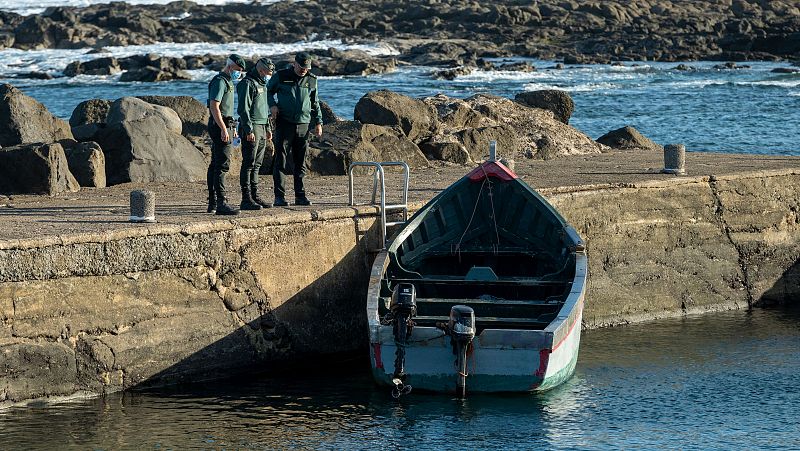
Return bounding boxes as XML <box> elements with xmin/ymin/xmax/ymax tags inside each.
<box><xmin>369</xmin><ymin>297</ymin><xmax>584</xmax><ymax>393</ymax></box>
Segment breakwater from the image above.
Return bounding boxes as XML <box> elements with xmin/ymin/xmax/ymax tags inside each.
<box><xmin>1</xmin><ymin>168</ymin><xmax>799</xmax><ymax>407</ymax></box>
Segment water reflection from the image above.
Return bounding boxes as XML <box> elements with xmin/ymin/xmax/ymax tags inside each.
<box><xmin>2</xmin><ymin>309</ymin><xmax>799</xmax><ymax>450</ymax></box>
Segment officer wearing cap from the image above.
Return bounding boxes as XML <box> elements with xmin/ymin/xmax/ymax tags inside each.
<box><xmin>207</xmin><ymin>53</ymin><xmax>246</xmax><ymax>215</ymax></box>
<box><xmin>267</xmin><ymin>51</ymin><xmax>323</xmax><ymax>207</ymax></box>
<box><xmin>237</xmin><ymin>57</ymin><xmax>275</xmax><ymax>210</ymax></box>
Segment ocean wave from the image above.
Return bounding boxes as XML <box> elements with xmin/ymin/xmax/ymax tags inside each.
<box><xmin>739</xmin><ymin>80</ymin><xmax>800</xmax><ymax>88</ymax></box>
<box><xmin>666</xmin><ymin>80</ymin><xmax>730</xmax><ymax>88</ymax></box>
<box><xmin>0</xmin><ymin>40</ymin><xmax>399</xmax><ymax>77</ymax></box>
<box><xmin>522</xmin><ymin>81</ymin><xmax>620</xmax><ymax>92</ymax></box>
<box><xmin>1</xmin><ymin>0</ymin><xmax>285</xmax><ymax>16</ymax></box>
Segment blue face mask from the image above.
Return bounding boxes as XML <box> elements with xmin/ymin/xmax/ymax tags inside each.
<box><xmin>230</xmin><ymin>70</ymin><xmax>241</xmax><ymax>81</ymax></box>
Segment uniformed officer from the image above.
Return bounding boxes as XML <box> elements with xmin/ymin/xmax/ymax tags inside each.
<box><xmin>207</xmin><ymin>53</ymin><xmax>246</xmax><ymax>215</ymax></box>
<box><xmin>237</xmin><ymin>57</ymin><xmax>275</xmax><ymax>210</ymax></box>
<box><xmin>267</xmin><ymin>52</ymin><xmax>323</xmax><ymax>207</ymax></box>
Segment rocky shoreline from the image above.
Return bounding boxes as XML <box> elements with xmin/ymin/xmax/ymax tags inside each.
<box><xmin>1</xmin><ymin>0</ymin><xmax>799</xmax><ymax>69</ymax></box>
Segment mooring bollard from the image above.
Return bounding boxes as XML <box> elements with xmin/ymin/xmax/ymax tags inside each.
<box><xmin>662</xmin><ymin>143</ymin><xmax>686</xmax><ymax>175</ymax></box>
<box><xmin>129</xmin><ymin>190</ymin><xmax>156</xmax><ymax>223</ymax></box>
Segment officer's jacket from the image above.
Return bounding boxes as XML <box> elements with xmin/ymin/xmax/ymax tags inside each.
<box><xmin>237</xmin><ymin>69</ymin><xmax>271</xmax><ymax>135</ymax></box>
<box><xmin>208</xmin><ymin>71</ymin><xmax>235</xmax><ymax>118</ymax></box>
<box><xmin>266</xmin><ymin>67</ymin><xmax>323</xmax><ymax>125</ymax></box>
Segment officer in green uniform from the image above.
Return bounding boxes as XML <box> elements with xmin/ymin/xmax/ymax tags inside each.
<box><xmin>207</xmin><ymin>54</ymin><xmax>246</xmax><ymax>215</ymax></box>
<box><xmin>237</xmin><ymin>57</ymin><xmax>275</xmax><ymax>210</ymax></box>
<box><xmin>267</xmin><ymin>52</ymin><xmax>323</xmax><ymax>207</ymax></box>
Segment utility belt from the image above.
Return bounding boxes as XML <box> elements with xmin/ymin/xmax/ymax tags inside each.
<box><xmin>222</xmin><ymin>116</ymin><xmax>235</xmax><ymax>127</ymax></box>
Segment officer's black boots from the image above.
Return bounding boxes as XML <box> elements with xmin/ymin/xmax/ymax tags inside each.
<box><xmin>251</xmin><ymin>185</ymin><xmax>271</xmax><ymax>208</ymax></box>
<box><xmin>273</xmin><ymin>197</ymin><xmax>288</xmax><ymax>207</ymax></box>
<box><xmin>295</xmin><ymin>196</ymin><xmax>312</xmax><ymax>206</ymax></box>
<box><xmin>240</xmin><ymin>187</ymin><xmax>262</xmax><ymax>210</ymax></box>
<box><xmin>216</xmin><ymin>202</ymin><xmax>239</xmax><ymax>215</ymax></box>
<box><xmin>207</xmin><ymin>196</ymin><xmax>216</xmax><ymax>214</ymax></box>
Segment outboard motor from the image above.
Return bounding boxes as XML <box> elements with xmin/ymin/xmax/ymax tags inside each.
<box><xmin>390</xmin><ymin>283</ymin><xmax>416</xmax><ymax>398</ymax></box>
<box><xmin>449</xmin><ymin>305</ymin><xmax>476</xmax><ymax>398</ymax></box>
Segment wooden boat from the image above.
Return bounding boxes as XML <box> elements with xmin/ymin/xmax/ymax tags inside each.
<box><xmin>367</xmin><ymin>158</ymin><xmax>587</xmax><ymax>397</ymax></box>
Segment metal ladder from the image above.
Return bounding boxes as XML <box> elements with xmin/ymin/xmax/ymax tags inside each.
<box><xmin>348</xmin><ymin>161</ymin><xmax>410</xmax><ymax>248</ymax></box>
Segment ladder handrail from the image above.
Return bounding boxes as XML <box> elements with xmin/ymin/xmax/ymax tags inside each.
<box><xmin>348</xmin><ymin>161</ymin><xmax>410</xmax><ymax>248</ymax></box>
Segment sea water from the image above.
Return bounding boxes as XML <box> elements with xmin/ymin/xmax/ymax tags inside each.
<box><xmin>1</xmin><ymin>41</ymin><xmax>798</xmax><ymax>154</ymax></box>
<box><xmin>1</xmin><ymin>309</ymin><xmax>798</xmax><ymax>450</ymax></box>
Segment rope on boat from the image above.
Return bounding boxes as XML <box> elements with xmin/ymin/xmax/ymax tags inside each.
<box><xmin>454</xmin><ymin>164</ymin><xmax>502</xmax><ymax>260</ymax></box>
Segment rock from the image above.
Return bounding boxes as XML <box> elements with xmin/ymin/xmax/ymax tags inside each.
<box><xmin>597</xmin><ymin>126</ymin><xmax>663</xmax><ymax>151</ymax></box>
<box><xmin>70</xmin><ymin>99</ymin><xmax>112</xmax><ymax>127</ymax></box>
<box><xmin>419</xmin><ymin>139</ymin><xmax>472</xmax><ymax>164</ymax></box>
<box><xmin>771</xmin><ymin>67</ymin><xmax>800</xmax><ymax>74</ymax></box>
<box><xmin>71</xmin><ymin>124</ymin><xmax>103</xmax><ymax>142</ymax></box>
<box><xmin>308</xmin><ymin>49</ymin><xmax>397</xmax><ymax>76</ymax></box>
<box><xmin>514</xmin><ymin>90</ymin><xmax>575</xmax><ymax>124</ymax></box>
<box><xmin>63</xmin><ymin>57</ymin><xmax>121</xmax><ymax>76</ymax></box>
<box><xmin>423</xmin><ymin>94</ymin><xmax>487</xmax><ymax>130</ymax></box>
<box><xmin>120</xmin><ymin>67</ymin><xmax>192</xmax><ymax>82</ymax></box>
<box><xmin>0</xmin><ymin>143</ymin><xmax>80</xmax><ymax>195</ymax></box>
<box><xmin>93</xmin><ymin>115</ymin><xmax>207</xmax><ymax>185</ymax></box>
<box><xmin>319</xmin><ymin>101</ymin><xmax>342</xmax><ymax>124</ymax></box>
<box><xmin>494</xmin><ymin>62</ymin><xmax>536</xmax><ymax>72</ymax></box>
<box><xmin>0</xmin><ymin>84</ymin><xmax>73</xmax><ymax>147</ymax></box>
<box><xmin>713</xmin><ymin>62</ymin><xmax>747</xmax><ymax>70</ymax></box>
<box><xmin>18</xmin><ymin>71</ymin><xmax>54</xmax><ymax>80</ymax></box>
<box><xmin>433</xmin><ymin>66</ymin><xmax>474</xmax><ymax>80</ymax></box>
<box><xmin>673</xmin><ymin>64</ymin><xmax>695</xmax><ymax>71</ymax></box>
<box><xmin>136</xmin><ymin>95</ymin><xmax>209</xmax><ymax>138</ymax></box>
<box><xmin>107</xmin><ymin>97</ymin><xmax>182</xmax><ymax>135</ymax></box>
<box><xmin>309</xmin><ymin>121</ymin><xmax>428</xmax><ymax>175</ymax></box>
<box><xmin>63</xmin><ymin>141</ymin><xmax>106</xmax><ymax>188</ymax></box>
<box><xmin>425</xmin><ymin>93</ymin><xmax>602</xmax><ymax>160</ymax></box>
<box><xmin>354</xmin><ymin>90</ymin><xmax>438</xmax><ymax>143</ymax></box>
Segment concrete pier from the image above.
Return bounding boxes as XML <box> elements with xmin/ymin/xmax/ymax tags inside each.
<box><xmin>1</xmin><ymin>150</ymin><xmax>799</xmax><ymax>407</ymax></box>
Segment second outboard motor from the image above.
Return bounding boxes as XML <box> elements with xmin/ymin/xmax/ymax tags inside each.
<box><xmin>390</xmin><ymin>283</ymin><xmax>416</xmax><ymax>398</ymax></box>
<box><xmin>449</xmin><ymin>305</ymin><xmax>476</xmax><ymax>398</ymax></box>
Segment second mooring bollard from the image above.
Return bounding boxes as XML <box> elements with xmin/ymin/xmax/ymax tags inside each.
<box><xmin>129</xmin><ymin>190</ymin><xmax>156</xmax><ymax>223</ymax></box>
<box><xmin>662</xmin><ymin>144</ymin><xmax>686</xmax><ymax>175</ymax></box>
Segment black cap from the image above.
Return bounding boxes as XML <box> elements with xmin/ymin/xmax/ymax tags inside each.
<box><xmin>295</xmin><ymin>52</ymin><xmax>312</xmax><ymax>69</ymax></box>
<box><xmin>228</xmin><ymin>54</ymin><xmax>246</xmax><ymax>70</ymax></box>
<box><xmin>257</xmin><ymin>57</ymin><xmax>275</xmax><ymax>72</ymax></box>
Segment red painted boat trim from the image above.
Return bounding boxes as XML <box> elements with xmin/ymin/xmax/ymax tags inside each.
<box><xmin>467</xmin><ymin>161</ymin><xmax>518</xmax><ymax>182</ymax></box>
<box><xmin>552</xmin><ymin>305</ymin><xmax>583</xmax><ymax>352</ymax></box>
<box><xmin>532</xmin><ymin>303</ymin><xmax>583</xmax><ymax>382</ymax></box>
<box><xmin>372</xmin><ymin>343</ymin><xmax>383</xmax><ymax>369</ymax></box>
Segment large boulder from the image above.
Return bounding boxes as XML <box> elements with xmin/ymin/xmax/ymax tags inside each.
<box><xmin>93</xmin><ymin>115</ymin><xmax>207</xmax><ymax>185</ymax></box>
<box><xmin>64</xmin><ymin>141</ymin><xmax>106</xmax><ymax>188</ymax></box>
<box><xmin>514</xmin><ymin>90</ymin><xmax>575</xmax><ymax>124</ymax></box>
<box><xmin>424</xmin><ymin>93</ymin><xmax>602</xmax><ymax>161</ymax></box>
<box><xmin>597</xmin><ymin>126</ymin><xmax>663</xmax><ymax>151</ymax></box>
<box><xmin>70</xmin><ymin>99</ymin><xmax>112</xmax><ymax>127</ymax></box>
<box><xmin>309</xmin><ymin>121</ymin><xmax>428</xmax><ymax>175</ymax></box>
<box><xmin>107</xmin><ymin>97</ymin><xmax>182</xmax><ymax>135</ymax></box>
<box><xmin>136</xmin><ymin>95</ymin><xmax>210</xmax><ymax>138</ymax></box>
<box><xmin>91</xmin><ymin>100</ymin><xmax>206</xmax><ymax>186</ymax></box>
<box><xmin>354</xmin><ymin>90</ymin><xmax>438</xmax><ymax>143</ymax></box>
<box><xmin>64</xmin><ymin>57</ymin><xmax>121</xmax><ymax>77</ymax></box>
<box><xmin>320</xmin><ymin>101</ymin><xmax>342</xmax><ymax>124</ymax></box>
<box><xmin>0</xmin><ymin>143</ymin><xmax>80</xmax><ymax>195</ymax></box>
<box><xmin>0</xmin><ymin>84</ymin><xmax>73</xmax><ymax>147</ymax></box>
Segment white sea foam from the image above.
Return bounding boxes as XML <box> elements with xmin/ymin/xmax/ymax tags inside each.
<box><xmin>0</xmin><ymin>40</ymin><xmax>399</xmax><ymax>78</ymax></box>
<box><xmin>740</xmin><ymin>79</ymin><xmax>800</xmax><ymax>88</ymax></box>
<box><xmin>522</xmin><ymin>81</ymin><xmax>620</xmax><ymax>92</ymax></box>
<box><xmin>667</xmin><ymin>80</ymin><xmax>729</xmax><ymax>88</ymax></box>
<box><xmin>1</xmin><ymin>0</ymin><xmax>287</xmax><ymax>16</ymax></box>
